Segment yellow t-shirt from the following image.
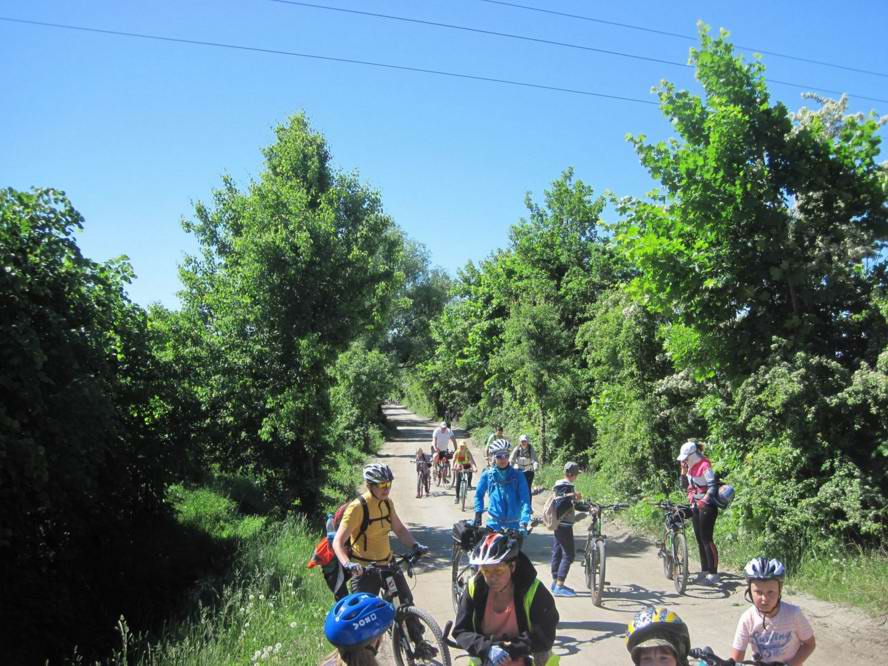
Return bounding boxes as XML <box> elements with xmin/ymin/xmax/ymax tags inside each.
<box><xmin>341</xmin><ymin>491</ymin><xmax>398</xmax><ymax>563</ymax></box>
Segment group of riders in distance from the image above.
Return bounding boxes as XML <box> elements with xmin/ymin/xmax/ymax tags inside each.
<box><xmin>318</xmin><ymin>423</ymin><xmax>817</xmax><ymax>666</ymax></box>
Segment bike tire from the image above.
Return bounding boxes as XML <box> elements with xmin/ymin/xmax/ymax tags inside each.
<box><xmin>451</xmin><ymin>543</ymin><xmax>473</xmax><ymax>614</ymax></box>
<box><xmin>460</xmin><ymin>475</ymin><xmax>468</xmax><ymax>512</ymax></box>
<box><xmin>662</xmin><ymin>532</ymin><xmax>674</xmax><ymax>581</ymax></box>
<box><xmin>673</xmin><ymin>531</ymin><xmax>689</xmax><ymax>595</ymax></box>
<box><xmin>391</xmin><ymin>605</ymin><xmax>451</xmax><ymax>666</ymax></box>
<box><xmin>583</xmin><ymin>539</ymin><xmax>593</xmax><ymax>591</ymax></box>
<box><xmin>592</xmin><ymin>538</ymin><xmax>606</xmax><ymax>606</ymax></box>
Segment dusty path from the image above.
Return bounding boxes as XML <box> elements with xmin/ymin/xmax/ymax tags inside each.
<box><xmin>375</xmin><ymin>405</ymin><xmax>885</xmax><ymax>665</ymax></box>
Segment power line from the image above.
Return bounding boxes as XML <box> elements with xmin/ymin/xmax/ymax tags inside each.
<box><xmin>480</xmin><ymin>0</ymin><xmax>888</xmax><ymax>80</ymax></box>
<box><xmin>0</xmin><ymin>16</ymin><xmax>659</xmax><ymax>105</ymax></box>
<box><xmin>266</xmin><ymin>1</ymin><xmax>888</xmax><ymax>105</ymax></box>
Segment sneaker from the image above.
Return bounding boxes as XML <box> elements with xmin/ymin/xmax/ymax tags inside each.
<box><xmin>705</xmin><ymin>573</ymin><xmax>721</xmax><ymax>585</ymax></box>
<box><xmin>552</xmin><ymin>585</ymin><xmax>577</xmax><ymax>597</ymax></box>
<box><xmin>413</xmin><ymin>640</ymin><xmax>438</xmax><ymax>660</ymax></box>
<box><xmin>549</xmin><ymin>580</ymin><xmax>557</xmax><ymax>591</ymax></box>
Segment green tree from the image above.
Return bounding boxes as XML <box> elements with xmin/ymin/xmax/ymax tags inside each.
<box><xmin>617</xmin><ymin>27</ymin><xmax>888</xmax><ymax>380</ymax></box>
<box><xmin>177</xmin><ymin>113</ymin><xmax>403</xmax><ymax>511</ymax></box>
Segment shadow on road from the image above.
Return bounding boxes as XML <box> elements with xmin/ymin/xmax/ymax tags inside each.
<box><xmin>555</xmin><ymin>620</ymin><xmax>628</xmax><ymax>652</ymax></box>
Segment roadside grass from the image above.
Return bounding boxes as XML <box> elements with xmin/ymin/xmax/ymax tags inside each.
<box><xmin>97</xmin><ymin>483</ymin><xmax>336</xmax><ymax>666</ymax></box>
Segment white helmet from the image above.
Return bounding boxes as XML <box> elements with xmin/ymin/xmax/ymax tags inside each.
<box><xmin>469</xmin><ymin>532</ymin><xmax>520</xmax><ymax>566</ymax></box>
<box><xmin>488</xmin><ymin>438</ymin><xmax>511</xmax><ymax>456</ymax></box>
<box><xmin>363</xmin><ymin>463</ymin><xmax>394</xmax><ymax>485</ymax></box>
<box><xmin>744</xmin><ymin>557</ymin><xmax>785</xmax><ymax>582</ymax></box>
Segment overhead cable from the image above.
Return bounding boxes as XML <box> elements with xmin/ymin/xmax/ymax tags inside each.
<box><xmin>0</xmin><ymin>16</ymin><xmax>659</xmax><ymax>105</ymax></box>
<box><xmin>480</xmin><ymin>0</ymin><xmax>888</xmax><ymax>80</ymax></box>
<box><xmin>266</xmin><ymin>1</ymin><xmax>888</xmax><ymax>104</ymax></box>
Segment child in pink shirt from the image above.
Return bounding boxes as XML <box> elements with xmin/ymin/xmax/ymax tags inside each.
<box><xmin>731</xmin><ymin>557</ymin><xmax>816</xmax><ymax>666</ymax></box>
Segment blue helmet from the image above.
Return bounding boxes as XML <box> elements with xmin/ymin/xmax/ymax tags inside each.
<box><xmin>324</xmin><ymin>593</ymin><xmax>395</xmax><ymax>649</ymax></box>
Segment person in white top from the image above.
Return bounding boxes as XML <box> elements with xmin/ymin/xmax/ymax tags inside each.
<box><xmin>431</xmin><ymin>421</ymin><xmax>457</xmax><ymax>475</ymax></box>
<box><xmin>730</xmin><ymin>557</ymin><xmax>816</xmax><ymax>666</ymax></box>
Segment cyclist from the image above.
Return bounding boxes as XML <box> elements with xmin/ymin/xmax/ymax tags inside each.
<box><xmin>485</xmin><ymin>425</ymin><xmax>505</xmax><ymax>466</ymax></box>
<box><xmin>431</xmin><ymin>421</ymin><xmax>456</xmax><ymax>480</ymax></box>
<box><xmin>331</xmin><ymin>463</ymin><xmax>435</xmax><ymax>659</ymax></box>
<box><xmin>676</xmin><ymin>439</ymin><xmax>720</xmax><ymax>585</ymax></box>
<box><xmin>415</xmin><ymin>447</ymin><xmax>431</xmax><ymax>498</ymax></box>
<box><xmin>452</xmin><ymin>532</ymin><xmax>559</xmax><ymax>666</ymax></box>
<box><xmin>550</xmin><ymin>462</ymin><xmax>585</xmax><ymax>597</ymax></box>
<box><xmin>320</xmin><ymin>592</ymin><xmax>395</xmax><ymax>666</ymax></box>
<box><xmin>451</xmin><ymin>440</ymin><xmax>479</xmax><ymax>504</ymax></box>
<box><xmin>473</xmin><ymin>439</ymin><xmax>532</xmax><ymax>535</ymax></box>
<box><xmin>509</xmin><ymin>434</ymin><xmax>538</xmax><ymax>493</ymax></box>
<box><xmin>625</xmin><ymin>606</ymin><xmax>691</xmax><ymax>666</ymax></box>
<box><xmin>730</xmin><ymin>557</ymin><xmax>816</xmax><ymax>666</ymax></box>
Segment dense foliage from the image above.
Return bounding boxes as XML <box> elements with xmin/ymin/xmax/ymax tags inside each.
<box><xmin>409</xmin><ymin>28</ymin><xmax>888</xmax><ymax>565</ymax></box>
<box><xmin>3</xmin><ymin>26</ymin><xmax>886</xmax><ymax>665</ymax></box>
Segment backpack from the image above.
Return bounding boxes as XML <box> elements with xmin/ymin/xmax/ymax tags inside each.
<box><xmin>306</xmin><ymin>495</ymin><xmax>392</xmax><ymax>599</ymax></box>
<box><xmin>540</xmin><ymin>493</ymin><xmax>560</xmax><ymax>530</ymax></box>
<box><xmin>712</xmin><ymin>472</ymin><xmax>735</xmax><ymax>509</ymax></box>
<box><xmin>714</xmin><ymin>483</ymin><xmax>735</xmax><ymax>509</ymax></box>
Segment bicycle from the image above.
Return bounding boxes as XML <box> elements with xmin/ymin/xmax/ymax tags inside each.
<box><xmin>441</xmin><ymin>620</ymin><xmax>535</xmax><ymax>665</ymax></box>
<box><xmin>360</xmin><ymin>551</ymin><xmax>452</xmax><ymax>666</ymax></box>
<box><xmin>690</xmin><ymin>646</ymin><xmax>787</xmax><ymax>665</ymax></box>
<box><xmin>434</xmin><ymin>450</ymin><xmax>453</xmax><ymax>487</ymax></box>
<box><xmin>454</xmin><ymin>466</ymin><xmax>472</xmax><ymax>511</ymax></box>
<box><xmin>580</xmin><ymin>502</ymin><xmax>628</xmax><ymax>606</ymax></box>
<box><xmin>450</xmin><ymin>519</ymin><xmax>540</xmax><ymax>614</ymax></box>
<box><xmin>654</xmin><ymin>500</ymin><xmax>693</xmax><ymax>594</ymax></box>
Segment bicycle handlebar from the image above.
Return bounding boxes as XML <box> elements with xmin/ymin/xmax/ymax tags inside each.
<box><xmin>442</xmin><ymin>620</ymin><xmax>535</xmax><ymax>664</ymax></box>
<box><xmin>689</xmin><ymin>647</ymin><xmax>787</xmax><ymax>666</ymax></box>
<box><xmin>360</xmin><ymin>549</ymin><xmax>427</xmax><ymax>577</ymax></box>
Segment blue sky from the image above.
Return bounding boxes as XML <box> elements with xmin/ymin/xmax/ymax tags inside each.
<box><xmin>2</xmin><ymin>1</ymin><xmax>886</xmax><ymax>308</ymax></box>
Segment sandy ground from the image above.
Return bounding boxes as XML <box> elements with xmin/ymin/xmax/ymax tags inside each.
<box><xmin>371</xmin><ymin>405</ymin><xmax>886</xmax><ymax>665</ymax></box>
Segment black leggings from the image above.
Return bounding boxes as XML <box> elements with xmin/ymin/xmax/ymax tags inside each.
<box><xmin>691</xmin><ymin>503</ymin><xmax>719</xmax><ymax>574</ymax></box>
<box><xmin>523</xmin><ymin>470</ymin><xmax>535</xmax><ymax>492</ymax></box>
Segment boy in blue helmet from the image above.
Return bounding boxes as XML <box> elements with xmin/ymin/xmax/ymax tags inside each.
<box><xmin>321</xmin><ymin>592</ymin><xmax>395</xmax><ymax>666</ymax></box>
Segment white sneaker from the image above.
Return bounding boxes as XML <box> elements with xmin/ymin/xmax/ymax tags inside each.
<box><xmin>705</xmin><ymin>573</ymin><xmax>721</xmax><ymax>585</ymax></box>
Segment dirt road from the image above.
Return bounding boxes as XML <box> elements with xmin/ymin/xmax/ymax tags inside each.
<box><xmin>375</xmin><ymin>405</ymin><xmax>885</xmax><ymax>665</ymax></box>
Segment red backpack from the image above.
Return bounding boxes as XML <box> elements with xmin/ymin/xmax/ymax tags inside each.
<box><xmin>306</xmin><ymin>496</ymin><xmax>393</xmax><ymax>598</ymax></box>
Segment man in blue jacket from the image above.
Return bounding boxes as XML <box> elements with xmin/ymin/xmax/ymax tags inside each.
<box><xmin>474</xmin><ymin>439</ymin><xmax>532</xmax><ymax>534</ymax></box>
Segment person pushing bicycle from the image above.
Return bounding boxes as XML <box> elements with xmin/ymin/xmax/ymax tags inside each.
<box><xmin>331</xmin><ymin>463</ymin><xmax>436</xmax><ymax>660</ymax></box>
<box><xmin>474</xmin><ymin>439</ymin><xmax>532</xmax><ymax>535</ymax></box>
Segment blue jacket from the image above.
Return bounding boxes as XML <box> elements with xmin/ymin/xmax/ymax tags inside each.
<box><xmin>474</xmin><ymin>465</ymin><xmax>532</xmax><ymax>530</ymax></box>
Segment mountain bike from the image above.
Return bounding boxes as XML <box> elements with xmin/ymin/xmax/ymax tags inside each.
<box><xmin>434</xmin><ymin>451</ymin><xmax>453</xmax><ymax>487</ymax></box>
<box><xmin>361</xmin><ymin>551</ymin><xmax>452</xmax><ymax>666</ymax></box>
<box><xmin>580</xmin><ymin>502</ymin><xmax>628</xmax><ymax>606</ymax></box>
<box><xmin>450</xmin><ymin>519</ymin><xmax>540</xmax><ymax>614</ymax></box>
<box><xmin>690</xmin><ymin>646</ymin><xmax>787</xmax><ymax>665</ymax></box>
<box><xmin>454</xmin><ymin>466</ymin><xmax>472</xmax><ymax>511</ymax></box>
<box><xmin>655</xmin><ymin>500</ymin><xmax>693</xmax><ymax>594</ymax></box>
<box><xmin>441</xmin><ymin>620</ymin><xmax>536</xmax><ymax>665</ymax></box>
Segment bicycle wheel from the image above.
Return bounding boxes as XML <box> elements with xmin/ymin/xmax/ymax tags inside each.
<box><xmin>391</xmin><ymin>605</ymin><xmax>451</xmax><ymax>666</ymax></box>
<box><xmin>435</xmin><ymin>464</ymin><xmax>442</xmax><ymax>487</ymax></box>
<box><xmin>592</xmin><ymin>539</ymin><xmax>606</xmax><ymax>606</ymax></box>
<box><xmin>661</xmin><ymin>533</ymin><xmax>674</xmax><ymax>581</ymax></box>
<box><xmin>459</xmin><ymin>475</ymin><xmax>468</xmax><ymax>511</ymax></box>
<box><xmin>451</xmin><ymin>543</ymin><xmax>473</xmax><ymax>614</ymax></box>
<box><xmin>673</xmin><ymin>531</ymin><xmax>689</xmax><ymax>595</ymax></box>
<box><xmin>583</xmin><ymin>539</ymin><xmax>593</xmax><ymax>591</ymax></box>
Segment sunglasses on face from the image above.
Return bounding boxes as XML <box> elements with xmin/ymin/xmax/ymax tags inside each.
<box><xmin>373</xmin><ymin>481</ymin><xmax>392</xmax><ymax>489</ymax></box>
<box><xmin>493</xmin><ymin>453</ymin><xmax>509</xmax><ymax>460</ymax></box>
<box><xmin>479</xmin><ymin>563</ymin><xmax>511</xmax><ymax>577</ymax></box>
